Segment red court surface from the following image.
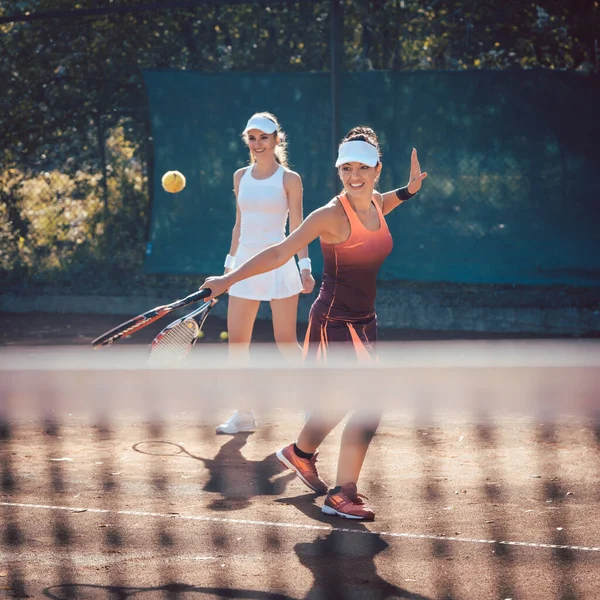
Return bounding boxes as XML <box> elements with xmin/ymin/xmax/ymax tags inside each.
<box><xmin>1</xmin><ymin>313</ymin><xmax>599</xmax><ymax>599</ymax></box>
<box><xmin>3</xmin><ymin>310</ymin><xmax>587</xmax><ymax>350</ymax></box>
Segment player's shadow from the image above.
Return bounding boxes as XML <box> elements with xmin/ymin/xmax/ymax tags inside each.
<box><xmin>276</xmin><ymin>493</ymin><xmax>433</xmax><ymax>600</ymax></box>
<box><xmin>42</xmin><ymin>495</ymin><xmax>431</xmax><ymax>600</ymax></box>
<box><xmin>133</xmin><ymin>434</ymin><xmax>295</xmax><ymax>511</ymax></box>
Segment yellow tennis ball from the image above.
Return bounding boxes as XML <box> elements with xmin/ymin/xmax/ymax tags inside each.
<box><xmin>161</xmin><ymin>170</ymin><xmax>186</xmax><ymax>193</ymax></box>
<box><xmin>197</xmin><ymin>330</ymin><xmax>204</xmax><ymax>339</ymax></box>
<box><xmin>219</xmin><ymin>331</ymin><xmax>228</xmax><ymax>341</ymax></box>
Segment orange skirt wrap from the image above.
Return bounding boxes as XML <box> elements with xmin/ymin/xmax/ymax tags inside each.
<box><xmin>302</xmin><ymin>299</ymin><xmax>376</xmax><ymax>362</ymax></box>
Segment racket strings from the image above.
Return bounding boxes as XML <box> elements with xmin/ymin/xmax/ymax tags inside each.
<box><xmin>148</xmin><ymin>319</ymin><xmax>199</xmax><ymax>365</ymax></box>
<box><xmin>93</xmin><ymin>289</ymin><xmax>211</xmax><ymax>347</ymax></box>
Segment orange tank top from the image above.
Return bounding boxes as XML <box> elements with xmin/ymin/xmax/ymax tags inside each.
<box><xmin>317</xmin><ymin>192</ymin><xmax>393</xmax><ymax>317</ymax></box>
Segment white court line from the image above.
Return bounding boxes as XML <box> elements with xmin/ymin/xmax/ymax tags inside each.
<box><xmin>2</xmin><ymin>501</ymin><xmax>599</xmax><ymax>553</ymax></box>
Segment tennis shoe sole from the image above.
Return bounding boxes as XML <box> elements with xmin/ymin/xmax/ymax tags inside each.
<box><xmin>276</xmin><ymin>449</ymin><xmax>325</xmax><ymax>494</ymax></box>
<box><xmin>321</xmin><ymin>504</ymin><xmax>374</xmax><ymax>521</ymax></box>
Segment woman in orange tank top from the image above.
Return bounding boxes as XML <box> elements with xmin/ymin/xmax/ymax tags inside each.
<box><xmin>201</xmin><ymin>126</ymin><xmax>427</xmax><ymax>520</ymax></box>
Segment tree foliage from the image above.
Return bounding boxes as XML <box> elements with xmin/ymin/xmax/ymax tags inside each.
<box><xmin>0</xmin><ymin>0</ymin><xmax>597</xmax><ymax>289</ymax></box>
<box><xmin>347</xmin><ymin>0</ymin><xmax>599</xmax><ymax>71</ymax></box>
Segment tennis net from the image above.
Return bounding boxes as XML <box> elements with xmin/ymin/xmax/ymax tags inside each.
<box><xmin>1</xmin><ymin>341</ymin><xmax>599</xmax><ymax>599</ymax></box>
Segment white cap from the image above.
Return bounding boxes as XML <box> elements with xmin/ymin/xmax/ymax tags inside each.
<box><xmin>335</xmin><ymin>140</ymin><xmax>379</xmax><ymax>167</ymax></box>
<box><xmin>243</xmin><ymin>116</ymin><xmax>278</xmax><ymax>135</ymax></box>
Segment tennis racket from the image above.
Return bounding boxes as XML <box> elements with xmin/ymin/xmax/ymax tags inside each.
<box><xmin>147</xmin><ymin>299</ymin><xmax>217</xmax><ymax>366</ymax></box>
<box><xmin>91</xmin><ymin>288</ymin><xmax>212</xmax><ymax>348</ymax></box>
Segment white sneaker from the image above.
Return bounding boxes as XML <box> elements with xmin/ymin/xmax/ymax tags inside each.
<box><xmin>215</xmin><ymin>410</ymin><xmax>257</xmax><ymax>435</ymax></box>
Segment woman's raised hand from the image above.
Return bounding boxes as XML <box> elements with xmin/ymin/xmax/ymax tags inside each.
<box><xmin>406</xmin><ymin>148</ymin><xmax>427</xmax><ymax>195</ymax></box>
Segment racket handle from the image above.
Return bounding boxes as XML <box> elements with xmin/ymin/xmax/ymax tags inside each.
<box><xmin>181</xmin><ymin>288</ymin><xmax>212</xmax><ymax>304</ymax></box>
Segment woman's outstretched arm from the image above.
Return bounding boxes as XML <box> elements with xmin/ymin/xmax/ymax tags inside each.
<box><xmin>200</xmin><ymin>206</ymin><xmax>334</xmax><ymax>301</ymax></box>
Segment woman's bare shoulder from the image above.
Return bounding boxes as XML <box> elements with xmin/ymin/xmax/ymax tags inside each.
<box><xmin>310</xmin><ymin>197</ymin><xmax>344</xmax><ymax>223</ymax></box>
<box><xmin>324</xmin><ymin>195</ymin><xmax>344</xmax><ymax>211</ymax></box>
<box><xmin>373</xmin><ymin>190</ymin><xmax>384</xmax><ymax>210</ymax></box>
<box><xmin>304</xmin><ymin>197</ymin><xmax>348</xmax><ymax>242</ymax></box>
<box><xmin>283</xmin><ymin>168</ymin><xmax>302</xmax><ymax>193</ymax></box>
<box><xmin>233</xmin><ymin>166</ymin><xmax>250</xmax><ymax>184</ymax></box>
<box><xmin>282</xmin><ymin>168</ymin><xmax>302</xmax><ymax>182</ymax></box>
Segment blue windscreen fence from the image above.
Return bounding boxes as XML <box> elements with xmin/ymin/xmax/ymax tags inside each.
<box><xmin>144</xmin><ymin>69</ymin><xmax>600</xmax><ymax>287</ymax></box>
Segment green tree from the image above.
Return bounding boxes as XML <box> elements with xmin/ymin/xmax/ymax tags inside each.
<box><xmin>1</xmin><ymin>0</ymin><xmax>597</xmax><ymax>289</ymax></box>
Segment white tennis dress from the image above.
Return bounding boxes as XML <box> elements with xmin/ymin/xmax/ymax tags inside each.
<box><xmin>228</xmin><ymin>165</ymin><xmax>303</xmax><ymax>301</ymax></box>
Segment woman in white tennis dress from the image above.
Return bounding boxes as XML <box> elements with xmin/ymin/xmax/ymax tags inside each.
<box><xmin>217</xmin><ymin>112</ymin><xmax>315</xmax><ymax>434</ymax></box>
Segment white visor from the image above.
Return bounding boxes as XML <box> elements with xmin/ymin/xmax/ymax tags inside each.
<box><xmin>243</xmin><ymin>116</ymin><xmax>278</xmax><ymax>135</ymax></box>
<box><xmin>335</xmin><ymin>140</ymin><xmax>379</xmax><ymax>167</ymax></box>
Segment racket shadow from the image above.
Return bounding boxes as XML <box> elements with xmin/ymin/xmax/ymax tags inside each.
<box><xmin>132</xmin><ymin>437</ymin><xmax>296</xmax><ymax>511</ymax></box>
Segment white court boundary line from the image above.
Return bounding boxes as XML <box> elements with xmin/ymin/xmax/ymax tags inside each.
<box><xmin>2</xmin><ymin>501</ymin><xmax>599</xmax><ymax>553</ymax></box>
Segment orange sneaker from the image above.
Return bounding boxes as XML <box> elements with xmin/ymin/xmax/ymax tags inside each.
<box><xmin>322</xmin><ymin>483</ymin><xmax>375</xmax><ymax>521</ymax></box>
<box><xmin>276</xmin><ymin>443</ymin><xmax>328</xmax><ymax>495</ymax></box>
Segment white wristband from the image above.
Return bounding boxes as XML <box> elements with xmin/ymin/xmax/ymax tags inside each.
<box><xmin>224</xmin><ymin>254</ymin><xmax>236</xmax><ymax>269</ymax></box>
<box><xmin>298</xmin><ymin>257</ymin><xmax>312</xmax><ymax>273</ymax></box>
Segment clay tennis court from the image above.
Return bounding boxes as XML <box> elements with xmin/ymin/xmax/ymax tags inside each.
<box><xmin>3</xmin><ymin>1</ymin><xmax>599</xmax><ymax>598</ymax></box>
<box><xmin>1</xmin><ymin>314</ymin><xmax>599</xmax><ymax>599</ymax></box>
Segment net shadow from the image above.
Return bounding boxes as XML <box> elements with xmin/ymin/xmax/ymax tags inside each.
<box><xmin>1</xmin><ymin>417</ymin><xmax>28</xmax><ymax>599</ymax></box>
<box><xmin>413</xmin><ymin>419</ymin><xmax>457</xmax><ymax>600</ymax></box>
<box><xmin>91</xmin><ymin>414</ymin><xmax>132</xmax><ymax>598</ymax></box>
<box><xmin>532</xmin><ymin>418</ymin><xmax>581</xmax><ymax>600</ymax></box>
<box><xmin>41</xmin><ymin>416</ymin><xmax>79</xmax><ymax>600</ymax></box>
<box><xmin>472</xmin><ymin>420</ymin><xmax>517</xmax><ymax>600</ymax></box>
